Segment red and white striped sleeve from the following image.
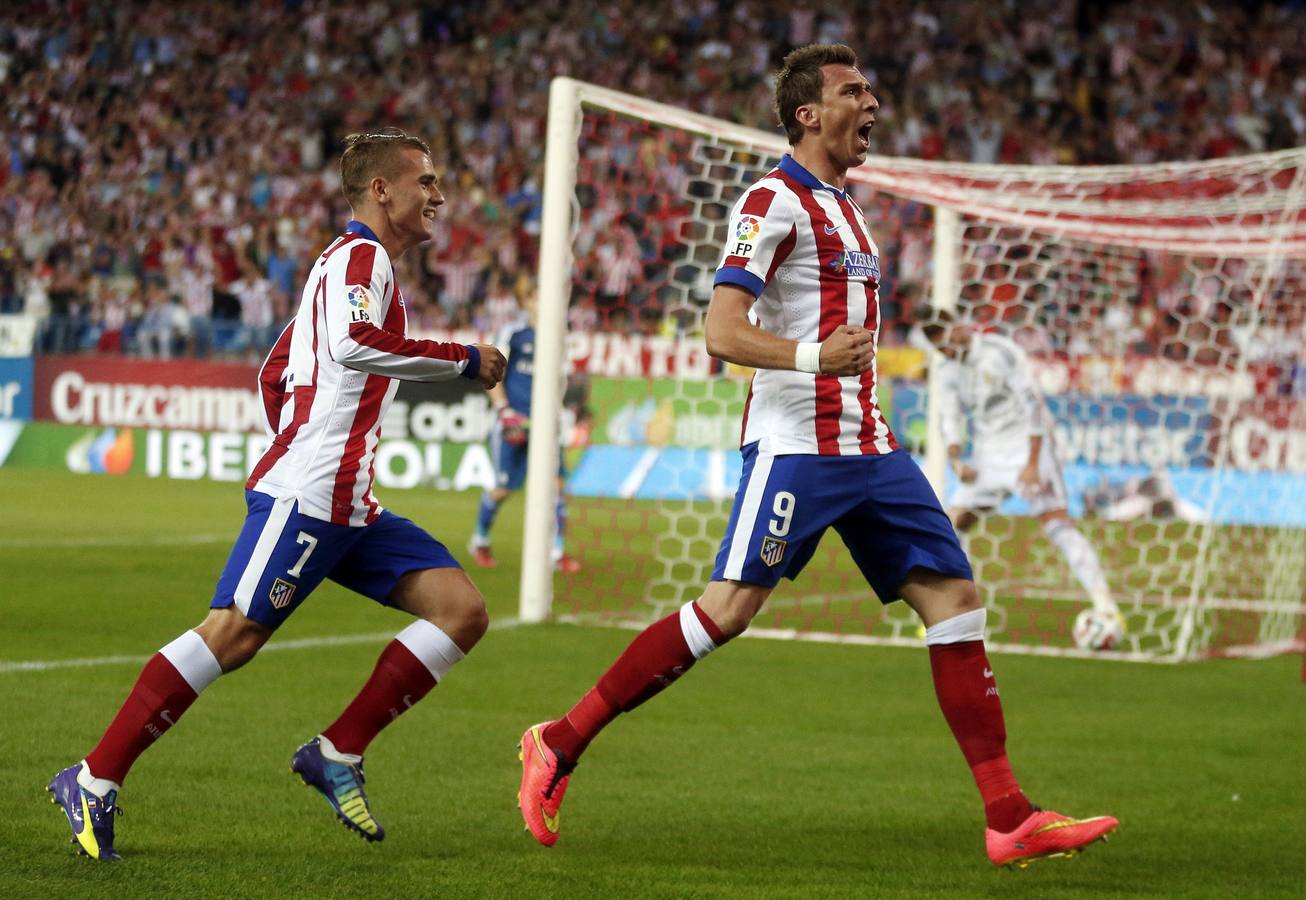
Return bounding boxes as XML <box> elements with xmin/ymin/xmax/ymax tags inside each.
<box><xmin>713</xmin><ymin>179</ymin><xmax>798</xmax><ymax>298</ymax></box>
<box><xmin>326</xmin><ymin>241</ymin><xmax>481</xmax><ymax>382</ymax></box>
<box><xmin>257</xmin><ymin>320</ymin><xmax>294</xmax><ymax>435</ymax></box>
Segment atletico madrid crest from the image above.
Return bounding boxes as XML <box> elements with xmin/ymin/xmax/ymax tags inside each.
<box><xmin>269</xmin><ymin>578</ymin><xmax>297</xmax><ymax>609</ymax></box>
<box><xmin>760</xmin><ymin>536</ymin><xmax>787</xmax><ymax>567</ymax></box>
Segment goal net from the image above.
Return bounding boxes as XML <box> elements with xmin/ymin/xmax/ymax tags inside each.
<box><xmin>520</xmin><ymin>78</ymin><xmax>1306</xmax><ymax>663</ymax></box>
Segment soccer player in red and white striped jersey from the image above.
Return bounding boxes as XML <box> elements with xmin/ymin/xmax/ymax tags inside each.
<box><xmin>518</xmin><ymin>45</ymin><xmax>1118</xmax><ymax>868</ymax></box>
<box><xmin>48</xmin><ymin>130</ymin><xmax>507</xmax><ymax>859</ymax></box>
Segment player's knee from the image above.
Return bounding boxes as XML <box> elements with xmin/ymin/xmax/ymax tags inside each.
<box><xmin>903</xmin><ymin>571</ymin><xmax>983</xmax><ymax>627</ymax></box>
<box><xmin>196</xmin><ymin>608</ymin><xmax>272</xmax><ymax>672</ymax></box>
<box><xmin>461</xmin><ymin>593</ymin><xmax>490</xmax><ymax>644</ymax></box>
<box><xmin>714</xmin><ymin>605</ymin><xmax>755</xmax><ymax>638</ymax></box>
<box><xmin>219</xmin><ymin>637</ymin><xmax>262</xmax><ymax>671</ymax></box>
<box><xmin>432</xmin><ymin>583</ymin><xmax>489</xmax><ymax>649</ymax></box>
<box><xmin>929</xmin><ymin>579</ymin><xmax>982</xmax><ymax>621</ymax></box>
<box><xmin>699</xmin><ymin>583</ymin><xmax>768</xmax><ymax>639</ymax></box>
<box><xmin>949</xmin><ymin>579</ymin><xmax>982</xmax><ymax>615</ymax></box>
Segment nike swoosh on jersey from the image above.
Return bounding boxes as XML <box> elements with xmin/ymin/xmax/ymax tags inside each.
<box><xmin>823</xmin><ymin>224</ymin><xmax>839</xmax><ymax>235</ymax></box>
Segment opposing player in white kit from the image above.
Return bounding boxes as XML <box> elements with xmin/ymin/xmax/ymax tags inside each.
<box><xmin>517</xmin><ymin>44</ymin><xmax>1118</xmax><ymax>868</ymax></box>
<box><xmin>47</xmin><ymin>130</ymin><xmax>507</xmax><ymax>859</ymax></box>
<box><xmin>917</xmin><ymin>309</ymin><xmax>1122</xmax><ymax>633</ymax></box>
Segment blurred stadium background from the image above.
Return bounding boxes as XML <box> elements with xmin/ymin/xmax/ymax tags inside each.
<box><xmin>2</xmin><ymin>1</ymin><xmax>1304</xmax><ymax>896</ymax></box>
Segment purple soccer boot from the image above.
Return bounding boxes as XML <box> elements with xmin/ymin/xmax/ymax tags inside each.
<box><xmin>290</xmin><ymin>737</ymin><xmax>385</xmax><ymax>842</ymax></box>
<box><xmin>47</xmin><ymin>764</ymin><xmax>122</xmax><ymax>860</ymax></box>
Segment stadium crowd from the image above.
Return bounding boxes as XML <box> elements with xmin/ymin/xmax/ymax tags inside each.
<box><xmin>1</xmin><ymin>0</ymin><xmax>1303</xmax><ymax>370</ymax></box>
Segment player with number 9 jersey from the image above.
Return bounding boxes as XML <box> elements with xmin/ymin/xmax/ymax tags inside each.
<box><xmin>517</xmin><ymin>46</ymin><xmax>1117</xmax><ymax>869</ymax></box>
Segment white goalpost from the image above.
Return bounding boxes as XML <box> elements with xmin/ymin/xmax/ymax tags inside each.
<box><xmin>518</xmin><ymin>77</ymin><xmax>581</xmax><ymax>624</ymax></box>
<box><xmin>523</xmin><ymin>76</ymin><xmax>1306</xmax><ymax>663</ymax></box>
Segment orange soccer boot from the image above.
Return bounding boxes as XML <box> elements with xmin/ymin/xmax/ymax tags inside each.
<box><xmin>986</xmin><ymin>807</ymin><xmax>1118</xmax><ymax>868</ymax></box>
<box><xmin>517</xmin><ymin>722</ymin><xmax>575</xmax><ymax>847</ymax></box>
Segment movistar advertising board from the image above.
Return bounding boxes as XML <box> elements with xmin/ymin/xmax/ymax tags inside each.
<box><xmin>569</xmin><ymin>375</ymin><xmax>1304</xmax><ymax>527</ymax></box>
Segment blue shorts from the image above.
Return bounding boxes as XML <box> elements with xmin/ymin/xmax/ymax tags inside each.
<box><xmin>489</xmin><ymin>421</ymin><xmax>567</xmax><ymax>492</ymax></box>
<box><xmin>210</xmin><ymin>491</ymin><xmax>459</xmax><ymax>629</ymax></box>
<box><xmin>711</xmin><ymin>446</ymin><xmax>973</xmax><ymax>602</ymax></box>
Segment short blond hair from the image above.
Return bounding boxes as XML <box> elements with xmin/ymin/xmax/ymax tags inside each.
<box><xmin>339</xmin><ymin>129</ymin><xmax>432</xmax><ymax>208</ymax></box>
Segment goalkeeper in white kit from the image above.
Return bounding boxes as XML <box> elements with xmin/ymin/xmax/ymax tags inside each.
<box><xmin>917</xmin><ymin>309</ymin><xmax>1123</xmax><ymax>644</ymax></box>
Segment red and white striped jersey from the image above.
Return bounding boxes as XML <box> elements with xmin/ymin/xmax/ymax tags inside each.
<box><xmin>247</xmin><ymin>221</ymin><xmax>481</xmax><ymax>526</ymax></box>
<box><xmin>714</xmin><ymin>155</ymin><xmax>899</xmax><ymax>456</ymax></box>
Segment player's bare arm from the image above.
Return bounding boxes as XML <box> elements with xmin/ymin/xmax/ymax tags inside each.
<box><xmin>705</xmin><ymin>284</ymin><xmax>872</xmax><ymax>375</ymax></box>
<box><xmin>472</xmin><ymin>343</ymin><xmax>507</xmax><ymax>389</ymax></box>
<box><xmin>1019</xmin><ymin>434</ymin><xmax>1043</xmax><ymax>488</ymax></box>
<box><xmin>948</xmin><ymin>443</ymin><xmax>978</xmax><ymax>484</ymax></box>
<box><xmin>487</xmin><ymin>378</ymin><xmax>511</xmax><ymax>412</ymax></box>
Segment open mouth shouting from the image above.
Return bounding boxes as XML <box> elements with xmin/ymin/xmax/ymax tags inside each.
<box><xmin>856</xmin><ymin>119</ymin><xmax>874</xmax><ymax>152</ymax></box>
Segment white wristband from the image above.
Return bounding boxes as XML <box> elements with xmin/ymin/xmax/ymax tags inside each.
<box><xmin>795</xmin><ymin>341</ymin><xmax>822</xmax><ymax>374</ymax></box>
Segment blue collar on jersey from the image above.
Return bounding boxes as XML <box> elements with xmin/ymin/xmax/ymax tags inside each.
<box><xmin>345</xmin><ymin>220</ymin><xmax>381</xmax><ymax>243</ymax></box>
<box><xmin>778</xmin><ymin>154</ymin><xmax>849</xmax><ymax>200</ymax></box>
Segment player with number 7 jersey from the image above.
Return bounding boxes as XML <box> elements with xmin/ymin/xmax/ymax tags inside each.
<box><xmin>47</xmin><ymin>129</ymin><xmax>507</xmax><ymax>860</ymax></box>
<box><xmin>517</xmin><ymin>45</ymin><xmax>1117</xmax><ymax>868</ymax></box>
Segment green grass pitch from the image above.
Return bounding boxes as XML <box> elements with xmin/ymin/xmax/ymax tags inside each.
<box><xmin>2</xmin><ymin>469</ymin><xmax>1303</xmax><ymax>898</ymax></box>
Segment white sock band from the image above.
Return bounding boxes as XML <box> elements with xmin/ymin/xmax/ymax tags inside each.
<box><xmin>159</xmin><ymin>630</ymin><xmax>222</xmax><ymax>693</ymax></box>
<box><xmin>317</xmin><ymin>734</ymin><xmax>362</xmax><ymax>765</ymax></box>
<box><xmin>395</xmin><ymin>620</ymin><xmax>465</xmax><ymax>683</ymax></box>
<box><xmin>795</xmin><ymin>341</ymin><xmax>822</xmax><ymax>374</ymax></box>
<box><xmin>679</xmin><ymin>601</ymin><xmax>718</xmax><ymax>660</ymax></box>
<box><xmin>77</xmin><ymin>760</ymin><xmax>121</xmax><ymax>798</ymax></box>
<box><xmin>924</xmin><ymin>607</ymin><xmax>987</xmax><ymax>645</ymax></box>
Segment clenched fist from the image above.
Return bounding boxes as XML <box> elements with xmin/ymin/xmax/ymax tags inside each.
<box><xmin>818</xmin><ymin>325</ymin><xmax>874</xmax><ymax>376</ymax></box>
<box><xmin>473</xmin><ymin>344</ymin><xmax>507</xmax><ymax>388</ymax></box>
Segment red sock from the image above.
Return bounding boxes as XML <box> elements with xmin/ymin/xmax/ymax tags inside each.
<box><xmin>928</xmin><ymin>640</ymin><xmax>1032</xmax><ymax>832</ymax></box>
<box><xmin>323</xmin><ymin>640</ymin><xmax>437</xmax><ymax>756</ymax></box>
<box><xmin>543</xmin><ymin>688</ymin><xmax>617</xmax><ymax>762</ymax></box>
<box><xmin>544</xmin><ymin>602</ymin><xmax>725</xmax><ymax>761</ymax></box>
<box><xmin>85</xmin><ymin>654</ymin><xmax>200</xmax><ymax>785</ymax></box>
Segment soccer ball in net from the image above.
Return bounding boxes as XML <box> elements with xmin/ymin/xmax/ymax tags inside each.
<box><xmin>1072</xmin><ymin>609</ymin><xmax>1125</xmax><ymax>651</ymax></box>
